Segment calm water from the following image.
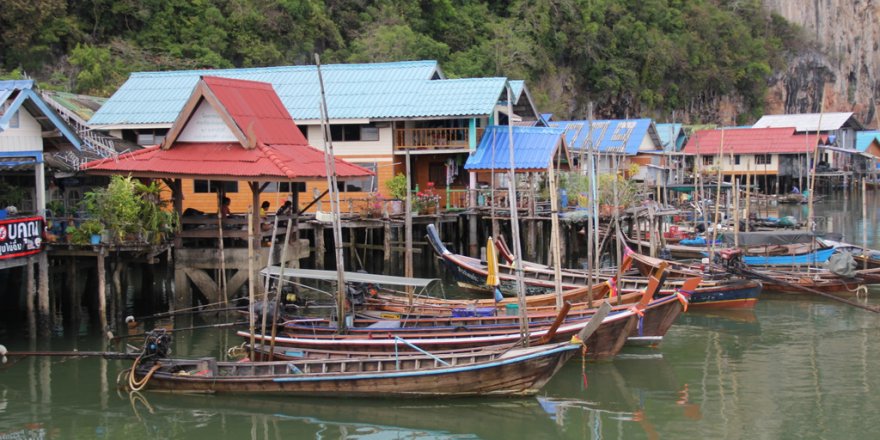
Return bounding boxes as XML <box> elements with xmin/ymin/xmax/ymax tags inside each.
<box><xmin>2</xmin><ymin>190</ymin><xmax>880</xmax><ymax>439</ymax></box>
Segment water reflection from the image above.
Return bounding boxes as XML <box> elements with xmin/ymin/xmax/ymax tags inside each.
<box><xmin>116</xmin><ymin>393</ymin><xmax>559</xmax><ymax>440</ymax></box>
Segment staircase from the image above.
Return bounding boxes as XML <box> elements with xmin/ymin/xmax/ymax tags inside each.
<box><xmin>40</xmin><ymin>92</ymin><xmax>122</xmax><ymax>161</ymax></box>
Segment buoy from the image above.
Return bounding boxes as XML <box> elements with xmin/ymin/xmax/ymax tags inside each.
<box><xmin>125</xmin><ymin>315</ymin><xmax>135</xmax><ymax>324</ymax></box>
<box><xmin>106</xmin><ymin>330</ymin><xmax>114</xmax><ymax>341</ymax></box>
<box><xmin>0</xmin><ymin>344</ymin><xmax>7</xmax><ymax>356</ymax></box>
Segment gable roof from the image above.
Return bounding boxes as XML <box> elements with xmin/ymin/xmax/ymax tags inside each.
<box><xmin>856</xmin><ymin>131</ymin><xmax>880</xmax><ymax>153</ymax></box>
<box><xmin>684</xmin><ymin>127</ymin><xmax>827</xmax><ymax>155</ymax></box>
<box><xmin>548</xmin><ymin>119</ymin><xmax>660</xmax><ymax>155</ymax></box>
<box><xmin>752</xmin><ymin>112</ymin><xmax>863</xmax><ymax>132</ymax></box>
<box><xmin>0</xmin><ymin>80</ymin><xmax>81</xmax><ymax>150</ymax></box>
<box><xmin>464</xmin><ymin>126</ymin><xmax>569</xmax><ymax>171</ymax></box>
<box><xmin>656</xmin><ymin>123</ymin><xmax>685</xmax><ymax>151</ymax></box>
<box><xmin>89</xmin><ymin>61</ymin><xmax>516</xmax><ymax>128</ymax></box>
<box><xmin>83</xmin><ymin>76</ymin><xmax>371</xmax><ymax>181</ymax></box>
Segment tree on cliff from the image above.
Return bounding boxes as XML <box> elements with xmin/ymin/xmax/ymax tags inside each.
<box><xmin>0</xmin><ymin>0</ymin><xmax>802</xmax><ymax>122</ymax></box>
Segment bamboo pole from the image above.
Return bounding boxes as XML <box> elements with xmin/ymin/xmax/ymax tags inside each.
<box><xmin>504</xmin><ymin>84</ymin><xmax>530</xmax><ymax>343</ymax></box>
<box><xmin>268</xmin><ymin>219</ymin><xmax>294</xmax><ymax>359</ymax></box>
<box><xmin>315</xmin><ymin>54</ymin><xmax>348</xmax><ymax>332</ymax></box>
<box><xmin>862</xmin><ymin>178</ymin><xmax>868</xmax><ymax>270</ymax></box>
<box><xmin>247</xmin><ymin>207</ymin><xmax>255</xmax><ymax>353</ymax></box>
<box><xmin>97</xmin><ymin>248</ymin><xmax>106</xmax><ymax>337</ymax></box>
<box><xmin>745</xmin><ymin>161</ymin><xmax>751</xmax><ymax>232</ymax></box>
<box><xmin>733</xmin><ymin>177</ymin><xmax>740</xmax><ymax>247</ymax></box>
<box><xmin>807</xmin><ymin>90</ymin><xmax>826</xmax><ymax>233</ymax></box>
<box><xmin>405</xmin><ymin>147</ymin><xmax>413</xmax><ymax>289</ymax></box>
<box><xmin>710</xmin><ymin>127</ymin><xmax>725</xmax><ymax>260</ymax></box>
<box><xmin>547</xmin><ymin>160</ymin><xmax>564</xmax><ymax>311</ymax></box>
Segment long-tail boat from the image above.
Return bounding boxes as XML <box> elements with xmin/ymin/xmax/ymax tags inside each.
<box><xmin>121</xmin><ymin>303</ymin><xmax>612</xmax><ymax>397</ymax></box>
<box><xmin>426</xmin><ymin>224</ymin><xmax>759</xmax><ymax>309</ymax></box>
<box><xmin>239</xmin><ymin>279</ymin><xmax>690</xmax><ymax>360</ymax></box>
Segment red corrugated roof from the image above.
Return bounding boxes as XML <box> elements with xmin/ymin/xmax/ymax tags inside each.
<box><xmin>83</xmin><ymin>142</ymin><xmax>371</xmax><ymax>180</ymax></box>
<box><xmin>201</xmin><ymin>76</ymin><xmax>309</xmax><ymax>146</ymax></box>
<box><xmin>82</xmin><ymin>76</ymin><xmax>371</xmax><ymax>181</ymax></box>
<box><xmin>684</xmin><ymin>127</ymin><xmax>828</xmax><ymax>155</ymax></box>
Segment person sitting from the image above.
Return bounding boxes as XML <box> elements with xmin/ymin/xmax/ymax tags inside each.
<box><xmin>220</xmin><ymin>197</ymin><xmax>232</xmax><ymax>218</ymax></box>
<box><xmin>260</xmin><ymin>201</ymin><xmax>272</xmax><ymax>232</ymax></box>
<box><xmin>276</xmin><ymin>200</ymin><xmax>293</xmax><ymax>216</ymax></box>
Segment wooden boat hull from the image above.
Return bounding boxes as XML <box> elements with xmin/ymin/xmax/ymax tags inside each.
<box><xmin>241</xmin><ymin>302</ymin><xmax>651</xmax><ymax>361</ymax></box>
<box><xmin>426</xmin><ymin>223</ymin><xmax>752</xmax><ymax>310</ymax></box>
<box><xmin>126</xmin><ymin>343</ymin><xmax>580</xmax><ymax>397</ymax></box>
<box><xmin>684</xmin><ymin>279</ymin><xmax>762</xmax><ymax>309</ymax></box>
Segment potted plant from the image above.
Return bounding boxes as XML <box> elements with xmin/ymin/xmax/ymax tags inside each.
<box><xmin>413</xmin><ymin>182</ymin><xmax>441</xmax><ymax>214</ymax></box>
<box><xmin>79</xmin><ymin>220</ymin><xmax>105</xmax><ymax>245</ymax></box>
<box><xmin>385</xmin><ymin>173</ymin><xmax>408</xmax><ymax>215</ymax></box>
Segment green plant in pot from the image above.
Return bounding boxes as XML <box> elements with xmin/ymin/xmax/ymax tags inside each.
<box><xmin>385</xmin><ymin>173</ymin><xmax>408</xmax><ymax>215</ymax></box>
<box><xmin>81</xmin><ymin>175</ymin><xmax>178</xmax><ymax>245</ymax></box>
<box><xmin>79</xmin><ymin>219</ymin><xmax>104</xmax><ymax>244</ymax></box>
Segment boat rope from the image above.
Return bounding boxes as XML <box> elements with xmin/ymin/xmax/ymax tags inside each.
<box><xmin>227</xmin><ymin>342</ymin><xmax>249</xmax><ymax>359</ymax></box>
<box><xmin>847</xmin><ymin>284</ymin><xmax>869</xmax><ymax>300</ymax></box>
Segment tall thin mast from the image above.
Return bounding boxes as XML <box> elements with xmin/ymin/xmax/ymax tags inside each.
<box><xmin>807</xmin><ymin>92</ymin><xmax>826</xmax><ymax>233</ymax></box>
<box><xmin>505</xmin><ymin>84</ymin><xmax>529</xmax><ymax>342</ymax></box>
<box><xmin>315</xmin><ymin>54</ymin><xmax>348</xmax><ymax>332</ymax></box>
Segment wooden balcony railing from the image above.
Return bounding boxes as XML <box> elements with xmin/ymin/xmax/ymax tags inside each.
<box><xmin>395</xmin><ymin>128</ymin><xmax>484</xmax><ymax>151</ymax></box>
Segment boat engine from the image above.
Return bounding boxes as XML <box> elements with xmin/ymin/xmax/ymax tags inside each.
<box><xmin>345</xmin><ymin>282</ymin><xmax>372</xmax><ymax>307</ymax></box>
<box><xmin>142</xmin><ymin>329</ymin><xmax>172</xmax><ymax>359</ymax></box>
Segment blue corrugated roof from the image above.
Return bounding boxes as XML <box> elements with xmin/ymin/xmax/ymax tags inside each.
<box><xmin>0</xmin><ymin>80</ymin><xmax>34</xmax><ymax>91</ymax></box>
<box><xmin>0</xmin><ymin>84</ymin><xmax>81</xmax><ymax>150</ymax></box>
<box><xmin>464</xmin><ymin>126</ymin><xmax>566</xmax><ymax>170</ymax></box>
<box><xmin>90</xmin><ymin>61</ymin><xmax>510</xmax><ymax>126</ymax></box>
<box><xmin>548</xmin><ymin>119</ymin><xmax>658</xmax><ymax>155</ymax></box>
<box><xmin>856</xmin><ymin>131</ymin><xmax>880</xmax><ymax>152</ymax></box>
<box><xmin>656</xmin><ymin>123</ymin><xmax>684</xmax><ymax>151</ymax></box>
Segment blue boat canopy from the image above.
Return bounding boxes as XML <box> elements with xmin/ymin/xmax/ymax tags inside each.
<box><xmin>464</xmin><ymin>126</ymin><xmax>569</xmax><ymax>172</ymax></box>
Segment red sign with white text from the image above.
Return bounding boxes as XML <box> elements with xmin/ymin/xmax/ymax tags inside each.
<box><xmin>0</xmin><ymin>216</ymin><xmax>44</xmax><ymax>259</ymax></box>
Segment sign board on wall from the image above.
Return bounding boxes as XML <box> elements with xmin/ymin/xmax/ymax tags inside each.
<box><xmin>0</xmin><ymin>216</ymin><xmax>44</xmax><ymax>260</ymax></box>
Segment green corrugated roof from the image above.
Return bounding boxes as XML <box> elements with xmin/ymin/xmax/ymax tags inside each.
<box><xmin>44</xmin><ymin>91</ymin><xmax>106</xmax><ymax>121</ymax></box>
<box><xmin>90</xmin><ymin>61</ymin><xmax>510</xmax><ymax>126</ymax></box>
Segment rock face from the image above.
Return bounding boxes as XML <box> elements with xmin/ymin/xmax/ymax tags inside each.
<box><xmin>763</xmin><ymin>0</ymin><xmax>879</xmax><ymax>127</ymax></box>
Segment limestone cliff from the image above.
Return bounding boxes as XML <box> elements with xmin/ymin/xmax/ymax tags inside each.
<box><xmin>763</xmin><ymin>0</ymin><xmax>879</xmax><ymax>127</ymax></box>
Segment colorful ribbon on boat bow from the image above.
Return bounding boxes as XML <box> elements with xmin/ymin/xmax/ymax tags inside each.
<box><xmin>674</xmin><ymin>288</ymin><xmax>692</xmax><ymax>312</ymax></box>
<box><xmin>605</xmin><ymin>278</ymin><xmax>618</xmax><ymax>297</ymax></box>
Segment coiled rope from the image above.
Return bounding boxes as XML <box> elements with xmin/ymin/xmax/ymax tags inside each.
<box><xmin>128</xmin><ymin>355</ymin><xmax>162</xmax><ymax>392</ymax></box>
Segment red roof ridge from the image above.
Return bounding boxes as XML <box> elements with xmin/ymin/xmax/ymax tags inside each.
<box><xmin>257</xmin><ymin>143</ymin><xmax>297</xmax><ymax>179</ymax></box>
<box><xmin>80</xmin><ymin>145</ymin><xmax>159</xmax><ymax>170</ymax></box>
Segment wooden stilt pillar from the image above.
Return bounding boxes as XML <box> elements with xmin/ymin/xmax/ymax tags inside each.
<box><xmin>97</xmin><ymin>248</ymin><xmax>107</xmax><ymax>335</ymax></box>
<box><xmin>315</xmin><ymin>224</ymin><xmax>325</xmax><ymax>269</ymax></box>
<box><xmin>468</xmin><ymin>213</ymin><xmax>478</xmax><ymax>257</ymax></box>
<box><xmin>26</xmin><ymin>256</ymin><xmax>36</xmax><ymax>338</ymax></box>
<box><xmin>37</xmin><ymin>253</ymin><xmax>49</xmax><ymax>336</ymax></box>
<box><xmin>383</xmin><ymin>219</ymin><xmax>392</xmax><ymax>275</ymax></box>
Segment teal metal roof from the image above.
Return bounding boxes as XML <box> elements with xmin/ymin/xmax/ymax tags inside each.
<box><xmin>464</xmin><ymin>126</ymin><xmax>566</xmax><ymax>170</ymax></box>
<box><xmin>508</xmin><ymin>80</ymin><xmax>525</xmax><ymax>104</ymax></box>
<box><xmin>90</xmin><ymin>61</ymin><xmax>509</xmax><ymax>126</ymax></box>
<box><xmin>656</xmin><ymin>123</ymin><xmax>685</xmax><ymax>151</ymax></box>
<box><xmin>856</xmin><ymin>131</ymin><xmax>880</xmax><ymax>152</ymax></box>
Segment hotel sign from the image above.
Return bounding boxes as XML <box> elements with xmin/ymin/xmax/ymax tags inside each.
<box><xmin>0</xmin><ymin>216</ymin><xmax>44</xmax><ymax>259</ymax></box>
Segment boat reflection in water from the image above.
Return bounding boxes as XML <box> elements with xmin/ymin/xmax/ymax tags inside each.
<box><xmin>537</xmin><ymin>353</ymin><xmax>701</xmax><ymax>440</ymax></box>
<box><xmin>123</xmin><ymin>392</ymin><xmax>564</xmax><ymax>440</ymax></box>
